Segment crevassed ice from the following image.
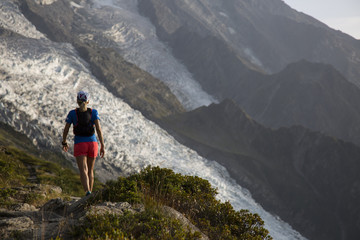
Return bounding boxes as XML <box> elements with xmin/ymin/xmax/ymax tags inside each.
<box><xmin>34</xmin><ymin>0</ymin><xmax>58</xmax><ymax>5</ymax></box>
<box><xmin>87</xmin><ymin>0</ymin><xmax>217</xmax><ymax>110</ymax></box>
<box><xmin>0</xmin><ymin>0</ymin><xmax>46</xmax><ymax>39</ymax></box>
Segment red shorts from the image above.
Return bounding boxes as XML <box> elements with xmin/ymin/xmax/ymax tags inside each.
<box><xmin>74</xmin><ymin>142</ymin><xmax>98</xmax><ymax>158</ymax></box>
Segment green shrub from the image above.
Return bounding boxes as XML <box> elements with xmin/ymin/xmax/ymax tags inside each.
<box><xmin>100</xmin><ymin>177</ymin><xmax>142</xmax><ymax>204</ymax></box>
<box><xmin>93</xmin><ymin>166</ymin><xmax>272</xmax><ymax>240</ymax></box>
<box><xmin>24</xmin><ymin>192</ymin><xmax>44</xmax><ymax>205</ymax></box>
<box><xmin>82</xmin><ymin>209</ymin><xmax>201</xmax><ymax>240</ymax></box>
<box><xmin>0</xmin><ymin>188</ymin><xmax>17</xmax><ymax>207</ymax></box>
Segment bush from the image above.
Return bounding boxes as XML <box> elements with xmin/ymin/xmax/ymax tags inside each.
<box><xmin>100</xmin><ymin>177</ymin><xmax>142</xmax><ymax>204</ymax></box>
<box><xmin>82</xmin><ymin>209</ymin><xmax>201</xmax><ymax>240</ymax></box>
<box><xmin>92</xmin><ymin>166</ymin><xmax>272</xmax><ymax>240</ymax></box>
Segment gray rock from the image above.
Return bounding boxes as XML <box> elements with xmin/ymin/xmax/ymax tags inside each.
<box><xmin>86</xmin><ymin>201</ymin><xmax>143</xmax><ymax>216</ymax></box>
<box><xmin>161</xmin><ymin>206</ymin><xmax>209</xmax><ymax>240</ymax></box>
<box><xmin>10</xmin><ymin>203</ymin><xmax>37</xmax><ymax>212</ymax></box>
<box><xmin>40</xmin><ymin>198</ymin><xmax>69</xmax><ymax>216</ymax></box>
<box><xmin>0</xmin><ymin>216</ymin><xmax>34</xmax><ymax>240</ymax></box>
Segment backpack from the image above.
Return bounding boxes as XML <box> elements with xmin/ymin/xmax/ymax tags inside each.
<box><xmin>73</xmin><ymin>108</ymin><xmax>95</xmax><ymax>137</ymax></box>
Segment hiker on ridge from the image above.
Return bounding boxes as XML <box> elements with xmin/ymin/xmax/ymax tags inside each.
<box><xmin>62</xmin><ymin>91</ymin><xmax>105</xmax><ymax>196</ymax></box>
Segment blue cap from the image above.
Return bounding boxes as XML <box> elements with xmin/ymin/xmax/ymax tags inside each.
<box><xmin>77</xmin><ymin>91</ymin><xmax>89</xmax><ymax>102</ymax></box>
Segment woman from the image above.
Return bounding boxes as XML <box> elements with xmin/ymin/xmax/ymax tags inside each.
<box><xmin>62</xmin><ymin>91</ymin><xmax>105</xmax><ymax>196</ymax></box>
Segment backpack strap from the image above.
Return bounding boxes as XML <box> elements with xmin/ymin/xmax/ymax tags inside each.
<box><xmin>88</xmin><ymin>108</ymin><xmax>92</xmax><ymax>123</ymax></box>
<box><xmin>74</xmin><ymin>108</ymin><xmax>79</xmax><ymax>127</ymax></box>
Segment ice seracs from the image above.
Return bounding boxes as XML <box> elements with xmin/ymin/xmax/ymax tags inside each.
<box><xmin>70</xmin><ymin>1</ymin><xmax>83</xmax><ymax>9</ymax></box>
<box><xmin>34</xmin><ymin>0</ymin><xmax>58</xmax><ymax>5</ymax></box>
<box><xmin>89</xmin><ymin>0</ymin><xmax>217</xmax><ymax>110</ymax></box>
<box><xmin>0</xmin><ymin>0</ymin><xmax>46</xmax><ymax>39</ymax></box>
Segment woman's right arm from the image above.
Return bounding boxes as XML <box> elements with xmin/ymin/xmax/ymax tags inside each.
<box><xmin>62</xmin><ymin>123</ymin><xmax>71</xmax><ymax>152</ymax></box>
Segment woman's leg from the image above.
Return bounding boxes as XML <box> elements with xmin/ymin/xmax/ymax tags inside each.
<box><xmin>86</xmin><ymin>142</ymin><xmax>98</xmax><ymax>192</ymax></box>
<box><xmin>76</xmin><ymin>155</ymin><xmax>90</xmax><ymax>192</ymax></box>
<box><xmin>87</xmin><ymin>157</ymin><xmax>95</xmax><ymax>192</ymax></box>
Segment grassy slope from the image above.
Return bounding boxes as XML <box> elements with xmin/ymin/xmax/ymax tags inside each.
<box><xmin>0</xmin><ymin>122</ymin><xmax>74</xmax><ymax>169</ymax></box>
<box><xmin>0</xmin><ymin>122</ymin><xmax>103</xmax><ymax>205</ymax></box>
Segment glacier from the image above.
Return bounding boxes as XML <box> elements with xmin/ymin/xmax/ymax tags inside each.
<box><xmin>0</xmin><ymin>0</ymin><xmax>306</xmax><ymax>239</ymax></box>
<box><xmin>83</xmin><ymin>0</ymin><xmax>217</xmax><ymax>110</ymax></box>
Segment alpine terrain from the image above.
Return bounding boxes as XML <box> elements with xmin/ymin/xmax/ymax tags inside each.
<box><xmin>1</xmin><ymin>0</ymin><xmax>360</xmax><ymax>240</ymax></box>
<box><xmin>138</xmin><ymin>0</ymin><xmax>360</xmax><ymax>145</ymax></box>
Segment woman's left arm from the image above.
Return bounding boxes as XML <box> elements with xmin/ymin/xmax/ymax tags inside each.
<box><xmin>94</xmin><ymin>119</ymin><xmax>105</xmax><ymax>158</ymax></box>
<box><xmin>62</xmin><ymin>123</ymin><xmax>71</xmax><ymax>152</ymax></box>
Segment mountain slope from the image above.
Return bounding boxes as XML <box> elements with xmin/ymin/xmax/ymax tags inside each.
<box><xmin>160</xmin><ymin>100</ymin><xmax>360</xmax><ymax>240</ymax></box>
<box><xmin>138</xmin><ymin>0</ymin><xmax>360</xmax><ymax>147</ymax></box>
<box><xmin>138</xmin><ymin>0</ymin><xmax>360</xmax><ymax>86</ymax></box>
<box><xmin>0</xmin><ymin>122</ymin><xmax>74</xmax><ymax>171</ymax></box>
<box><xmin>237</xmin><ymin>60</ymin><xmax>360</xmax><ymax>146</ymax></box>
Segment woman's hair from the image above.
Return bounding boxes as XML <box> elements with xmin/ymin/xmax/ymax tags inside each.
<box><xmin>77</xmin><ymin>101</ymin><xmax>87</xmax><ymax>106</ymax></box>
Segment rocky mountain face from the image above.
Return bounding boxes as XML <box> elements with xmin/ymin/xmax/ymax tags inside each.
<box><xmin>160</xmin><ymin>100</ymin><xmax>360</xmax><ymax>240</ymax></box>
<box><xmin>138</xmin><ymin>0</ymin><xmax>360</xmax><ymax>146</ymax></box>
<box><xmin>236</xmin><ymin>60</ymin><xmax>360</xmax><ymax>146</ymax></box>
<box><xmin>138</xmin><ymin>0</ymin><xmax>360</xmax><ymax>85</ymax></box>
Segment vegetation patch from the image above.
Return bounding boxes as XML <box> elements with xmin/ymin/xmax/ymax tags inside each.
<box><xmin>0</xmin><ymin>145</ymin><xmax>103</xmax><ymax>207</ymax></box>
<box><xmin>87</xmin><ymin>166</ymin><xmax>272</xmax><ymax>240</ymax></box>
<box><xmin>81</xmin><ymin>209</ymin><xmax>202</xmax><ymax>240</ymax></box>
<box><xmin>0</xmin><ymin>146</ymin><xmax>28</xmax><ymax>187</ymax></box>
